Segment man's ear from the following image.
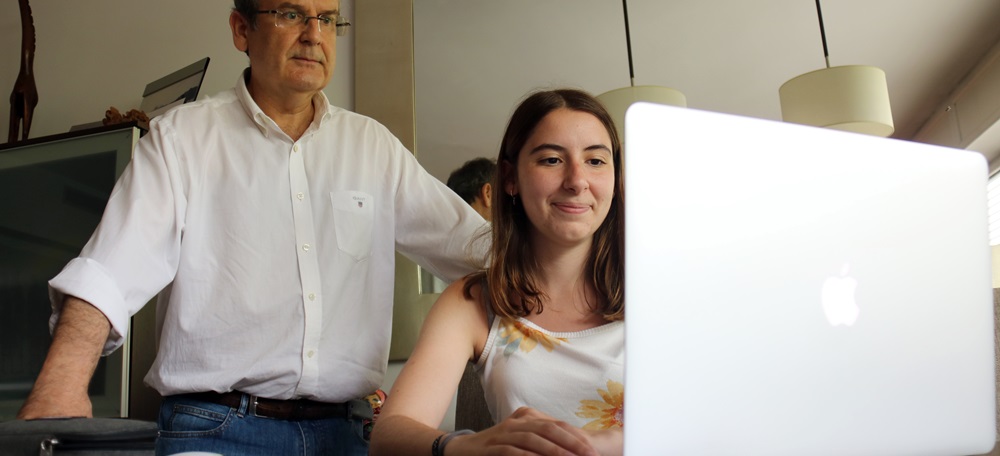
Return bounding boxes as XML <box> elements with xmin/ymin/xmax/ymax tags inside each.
<box><xmin>480</xmin><ymin>183</ymin><xmax>493</xmax><ymax>208</ymax></box>
<box><xmin>230</xmin><ymin>10</ymin><xmax>251</xmax><ymax>53</ymax></box>
<box><xmin>501</xmin><ymin>161</ymin><xmax>517</xmax><ymax>196</ymax></box>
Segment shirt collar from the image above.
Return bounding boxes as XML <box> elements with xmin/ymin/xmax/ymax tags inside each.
<box><xmin>235</xmin><ymin>68</ymin><xmax>334</xmax><ymax>139</ymax></box>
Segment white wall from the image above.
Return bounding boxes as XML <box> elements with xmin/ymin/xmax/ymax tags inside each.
<box><xmin>0</xmin><ymin>0</ymin><xmax>354</xmax><ymax>141</ymax></box>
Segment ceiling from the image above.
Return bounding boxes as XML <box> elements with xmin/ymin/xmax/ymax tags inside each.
<box><xmin>410</xmin><ymin>0</ymin><xmax>1000</xmax><ymax>182</ymax></box>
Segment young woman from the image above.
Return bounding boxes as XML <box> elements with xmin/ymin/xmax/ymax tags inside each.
<box><xmin>371</xmin><ymin>89</ymin><xmax>624</xmax><ymax>456</ymax></box>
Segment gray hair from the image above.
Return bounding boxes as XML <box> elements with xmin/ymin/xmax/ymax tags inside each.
<box><xmin>233</xmin><ymin>0</ymin><xmax>260</xmax><ymax>28</ymax></box>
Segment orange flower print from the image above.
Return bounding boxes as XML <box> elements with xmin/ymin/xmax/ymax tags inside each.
<box><xmin>576</xmin><ymin>380</ymin><xmax>624</xmax><ymax>430</ymax></box>
<box><xmin>498</xmin><ymin>318</ymin><xmax>566</xmax><ymax>356</ymax></box>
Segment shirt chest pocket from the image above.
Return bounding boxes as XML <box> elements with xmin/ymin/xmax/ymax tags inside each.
<box><xmin>331</xmin><ymin>191</ymin><xmax>374</xmax><ymax>261</ymax></box>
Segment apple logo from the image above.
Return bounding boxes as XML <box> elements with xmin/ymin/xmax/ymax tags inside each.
<box><xmin>821</xmin><ymin>263</ymin><xmax>859</xmax><ymax>326</ymax></box>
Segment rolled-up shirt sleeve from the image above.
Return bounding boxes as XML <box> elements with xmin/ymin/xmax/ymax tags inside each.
<box><xmin>48</xmin><ymin>119</ymin><xmax>187</xmax><ymax>355</ymax></box>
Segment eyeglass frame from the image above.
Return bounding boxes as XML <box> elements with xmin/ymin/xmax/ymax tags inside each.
<box><xmin>254</xmin><ymin>9</ymin><xmax>352</xmax><ymax>36</ymax></box>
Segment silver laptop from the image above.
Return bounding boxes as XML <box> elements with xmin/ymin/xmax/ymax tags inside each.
<box><xmin>623</xmin><ymin>102</ymin><xmax>996</xmax><ymax>456</ymax></box>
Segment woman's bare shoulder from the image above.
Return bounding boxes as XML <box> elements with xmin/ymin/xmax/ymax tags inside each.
<box><xmin>436</xmin><ymin>275</ymin><xmax>485</xmax><ymax>311</ymax></box>
<box><xmin>430</xmin><ymin>275</ymin><xmax>491</xmax><ymax>350</ymax></box>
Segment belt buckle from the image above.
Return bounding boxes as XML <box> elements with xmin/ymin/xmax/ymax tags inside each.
<box><xmin>248</xmin><ymin>394</ymin><xmax>260</xmax><ymax>417</ymax></box>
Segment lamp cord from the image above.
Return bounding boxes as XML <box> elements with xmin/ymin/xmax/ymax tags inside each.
<box><xmin>815</xmin><ymin>0</ymin><xmax>831</xmax><ymax>68</ymax></box>
<box><xmin>622</xmin><ymin>0</ymin><xmax>636</xmax><ymax>87</ymax></box>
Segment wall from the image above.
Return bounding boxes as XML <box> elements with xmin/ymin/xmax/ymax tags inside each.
<box><xmin>0</xmin><ymin>0</ymin><xmax>354</xmax><ymax>142</ymax></box>
<box><xmin>912</xmin><ymin>37</ymin><xmax>1000</xmax><ymax>172</ymax></box>
<box><xmin>353</xmin><ymin>0</ymin><xmax>457</xmax><ymax>431</ymax></box>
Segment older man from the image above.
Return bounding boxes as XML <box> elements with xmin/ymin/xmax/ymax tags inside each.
<box><xmin>17</xmin><ymin>1</ymin><xmax>486</xmax><ymax>454</ymax></box>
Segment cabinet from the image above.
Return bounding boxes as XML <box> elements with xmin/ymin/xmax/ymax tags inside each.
<box><xmin>0</xmin><ymin>123</ymin><xmax>159</xmax><ymax>420</ymax></box>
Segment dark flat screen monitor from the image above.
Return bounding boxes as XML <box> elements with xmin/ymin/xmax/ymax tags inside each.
<box><xmin>0</xmin><ymin>124</ymin><xmax>138</xmax><ymax>419</ymax></box>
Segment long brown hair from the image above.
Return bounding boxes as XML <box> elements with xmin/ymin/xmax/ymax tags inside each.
<box><xmin>465</xmin><ymin>89</ymin><xmax>624</xmax><ymax>322</ymax></box>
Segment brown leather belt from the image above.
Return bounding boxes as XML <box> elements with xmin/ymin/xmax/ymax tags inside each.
<box><xmin>186</xmin><ymin>391</ymin><xmax>373</xmax><ymax>421</ymax></box>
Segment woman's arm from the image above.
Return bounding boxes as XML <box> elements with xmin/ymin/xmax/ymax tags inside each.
<box><xmin>370</xmin><ymin>278</ymin><xmax>488</xmax><ymax>454</ymax></box>
<box><xmin>370</xmin><ymin>279</ymin><xmax>599</xmax><ymax>456</ymax></box>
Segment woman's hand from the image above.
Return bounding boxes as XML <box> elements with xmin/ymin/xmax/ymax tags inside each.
<box><xmin>446</xmin><ymin>407</ymin><xmax>599</xmax><ymax>456</ymax></box>
<box><xmin>583</xmin><ymin>428</ymin><xmax>623</xmax><ymax>456</ymax></box>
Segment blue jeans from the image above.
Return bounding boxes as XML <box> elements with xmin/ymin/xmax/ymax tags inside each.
<box><xmin>155</xmin><ymin>394</ymin><xmax>369</xmax><ymax>456</ymax></box>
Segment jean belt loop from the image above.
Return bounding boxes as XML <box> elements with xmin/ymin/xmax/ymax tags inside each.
<box><xmin>247</xmin><ymin>394</ymin><xmax>259</xmax><ymax>417</ymax></box>
<box><xmin>236</xmin><ymin>392</ymin><xmax>251</xmax><ymax>416</ymax></box>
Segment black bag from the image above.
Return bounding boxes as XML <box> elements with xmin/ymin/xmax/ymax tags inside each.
<box><xmin>0</xmin><ymin>417</ymin><xmax>157</xmax><ymax>455</ymax></box>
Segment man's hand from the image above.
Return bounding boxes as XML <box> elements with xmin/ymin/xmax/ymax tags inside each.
<box><xmin>17</xmin><ymin>389</ymin><xmax>93</xmax><ymax>420</ymax></box>
<box><xmin>16</xmin><ymin>296</ymin><xmax>110</xmax><ymax>420</ymax></box>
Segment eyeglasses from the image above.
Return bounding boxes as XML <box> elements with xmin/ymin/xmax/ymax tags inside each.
<box><xmin>255</xmin><ymin>9</ymin><xmax>352</xmax><ymax>36</ymax></box>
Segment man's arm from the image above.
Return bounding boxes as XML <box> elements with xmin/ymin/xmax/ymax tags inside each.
<box><xmin>17</xmin><ymin>296</ymin><xmax>111</xmax><ymax>419</ymax></box>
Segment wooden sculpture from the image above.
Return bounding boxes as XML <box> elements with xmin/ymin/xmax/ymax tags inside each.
<box><xmin>8</xmin><ymin>0</ymin><xmax>38</xmax><ymax>143</ymax></box>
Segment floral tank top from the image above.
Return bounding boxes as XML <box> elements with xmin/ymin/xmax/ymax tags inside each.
<box><xmin>474</xmin><ymin>312</ymin><xmax>624</xmax><ymax>430</ymax></box>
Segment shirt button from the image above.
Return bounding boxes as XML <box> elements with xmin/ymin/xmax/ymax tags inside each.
<box><xmin>296</xmin><ymin>192</ymin><xmax>305</xmax><ymax>201</ymax></box>
<box><xmin>302</xmin><ymin>243</ymin><xmax>311</xmax><ymax>252</ymax></box>
<box><xmin>307</xmin><ymin>350</ymin><xmax>316</xmax><ymax>358</ymax></box>
<box><xmin>308</xmin><ymin>293</ymin><xmax>316</xmax><ymax>301</ymax></box>
<box><xmin>293</xmin><ymin>144</ymin><xmax>300</xmax><ymax>153</ymax></box>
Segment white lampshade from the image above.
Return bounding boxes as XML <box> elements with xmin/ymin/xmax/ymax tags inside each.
<box><xmin>597</xmin><ymin>85</ymin><xmax>687</xmax><ymax>141</ymax></box>
<box><xmin>779</xmin><ymin>65</ymin><xmax>894</xmax><ymax>137</ymax></box>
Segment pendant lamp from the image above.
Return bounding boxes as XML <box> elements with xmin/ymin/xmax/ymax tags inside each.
<box><xmin>779</xmin><ymin>0</ymin><xmax>894</xmax><ymax>137</ymax></box>
<box><xmin>597</xmin><ymin>0</ymin><xmax>686</xmax><ymax>142</ymax></box>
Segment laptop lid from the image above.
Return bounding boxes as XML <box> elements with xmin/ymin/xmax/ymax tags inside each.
<box><xmin>623</xmin><ymin>102</ymin><xmax>995</xmax><ymax>456</ymax></box>
<box><xmin>139</xmin><ymin>57</ymin><xmax>211</xmax><ymax>119</ymax></box>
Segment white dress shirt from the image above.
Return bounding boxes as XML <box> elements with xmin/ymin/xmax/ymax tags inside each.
<box><xmin>49</xmin><ymin>73</ymin><xmax>487</xmax><ymax>402</ymax></box>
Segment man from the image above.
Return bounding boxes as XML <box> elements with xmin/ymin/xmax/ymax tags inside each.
<box><xmin>17</xmin><ymin>1</ymin><xmax>486</xmax><ymax>454</ymax></box>
<box><xmin>446</xmin><ymin>157</ymin><xmax>496</xmax><ymax>222</ymax></box>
